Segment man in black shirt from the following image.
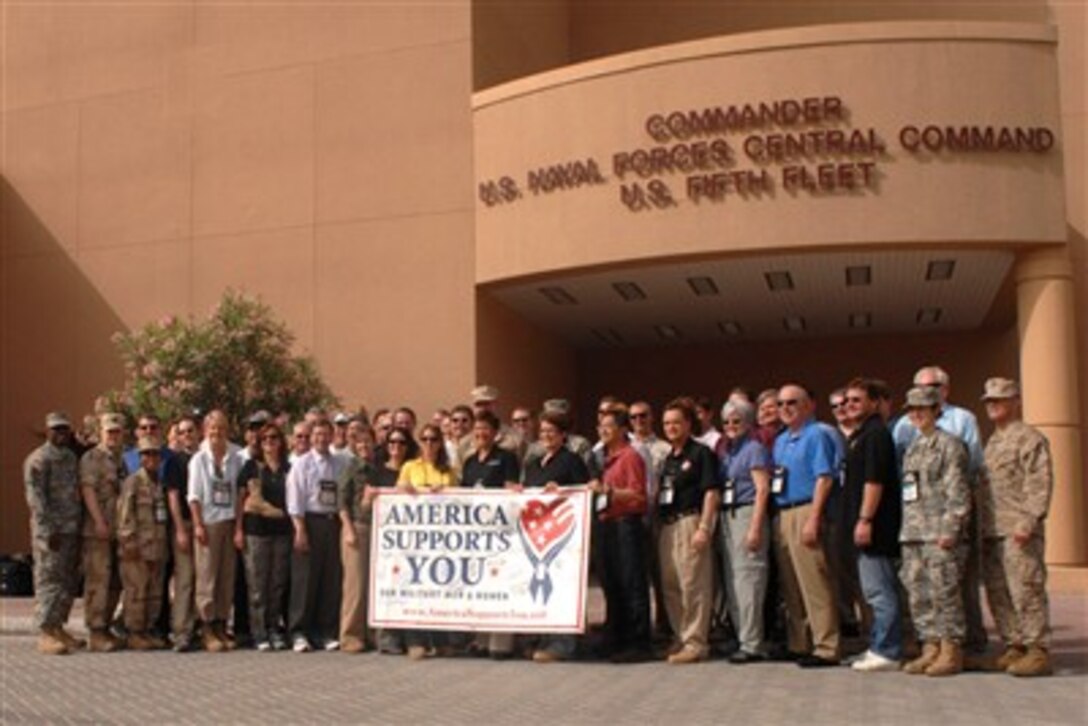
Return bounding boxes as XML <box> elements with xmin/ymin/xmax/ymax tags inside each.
<box><xmin>166</xmin><ymin>416</ymin><xmax>200</xmax><ymax>652</ymax></box>
<box><xmin>840</xmin><ymin>378</ymin><xmax>902</xmax><ymax>672</ymax></box>
<box><xmin>462</xmin><ymin>412</ymin><xmax>519</xmax><ymax>489</ymax></box>
<box><xmin>657</xmin><ymin>398</ymin><xmax>721</xmax><ymax>664</ymax></box>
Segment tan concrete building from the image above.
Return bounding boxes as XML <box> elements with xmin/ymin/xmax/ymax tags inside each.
<box><xmin>1</xmin><ymin>1</ymin><xmax>1085</xmax><ymax>566</ymax></box>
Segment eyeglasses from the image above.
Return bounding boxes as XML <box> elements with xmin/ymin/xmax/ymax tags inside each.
<box><xmin>451</xmin><ymin>417</ymin><xmax>470</xmax><ymax>424</ymax></box>
<box><xmin>830</xmin><ymin>403</ymin><xmax>843</xmax><ymax>410</ymax></box>
<box><xmin>261</xmin><ymin>436</ymin><xmax>282</xmax><ymax>443</ymax></box>
<box><xmin>388</xmin><ymin>439</ymin><xmax>407</xmax><ymax>446</ymax></box>
<box><xmin>512</xmin><ymin>417</ymin><xmax>530</xmax><ymax>424</ymax></box>
<box><xmin>723</xmin><ymin>418</ymin><xmax>743</xmax><ymax>425</ymax></box>
<box><xmin>420</xmin><ymin>436</ymin><xmax>441</xmax><ymax>443</ymax></box>
<box><xmin>777</xmin><ymin>399</ymin><xmax>800</xmax><ymax>408</ymax></box>
<box><xmin>178</xmin><ymin>427</ymin><xmax>196</xmax><ymax>435</ymax></box>
<box><xmin>845</xmin><ymin>395</ymin><xmax>864</xmax><ymax>404</ymax></box>
<box><xmin>629</xmin><ymin>411</ymin><xmax>649</xmax><ymax>420</ymax></box>
<box><xmin>294</xmin><ymin>433</ymin><xmax>310</xmax><ymax>440</ymax></box>
<box><xmin>137</xmin><ymin>423</ymin><xmax>160</xmax><ymax>431</ymax></box>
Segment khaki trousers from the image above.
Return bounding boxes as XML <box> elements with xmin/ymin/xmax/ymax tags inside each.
<box><xmin>194</xmin><ymin>520</ymin><xmax>236</xmax><ymax>624</ymax></box>
<box><xmin>171</xmin><ymin>521</ymin><xmax>196</xmax><ymax>639</ymax></box>
<box><xmin>773</xmin><ymin>504</ymin><xmax>840</xmax><ymax>659</ymax></box>
<box><xmin>340</xmin><ymin>522</ymin><xmax>370</xmax><ymax>646</ymax></box>
<box><xmin>82</xmin><ymin>537</ymin><xmax>121</xmax><ymax>631</ymax></box>
<box><xmin>658</xmin><ymin>514</ymin><xmax>714</xmax><ymax>656</ymax></box>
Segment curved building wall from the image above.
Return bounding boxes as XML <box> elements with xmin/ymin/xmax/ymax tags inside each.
<box><xmin>474</xmin><ymin>22</ymin><xmax>1064</xmax><ymax>284</ymax></box>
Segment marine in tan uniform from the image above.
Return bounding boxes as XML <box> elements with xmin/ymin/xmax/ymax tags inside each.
<box><xmin>979</xmin><ymin>377</ymin><xmax>1054</xmax><ymax>677</ymax></box>
<box><xmin>24</xmin><ymin>412</ymin><xmax>84</xmax><ymax>655</ymax></box>
<box><xmin>79</xmin><ymin>413</ymin><xmax>128</xmax><ymax>652</ymax></box>
<box><xmin>116</xmin><ymin>437</ymin><xmax>169</xmax><ymax>650</ymax></box>
<box><xmin>898</xmin><ymin>387</ymin><xmax>971</xmax><ymax>677</ymax></box>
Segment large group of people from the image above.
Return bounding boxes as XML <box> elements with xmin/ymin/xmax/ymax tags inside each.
<box><xmin>23</xmin><ymin>368</ymin><xmax>1055</xmax><ymax>676</ymax></box>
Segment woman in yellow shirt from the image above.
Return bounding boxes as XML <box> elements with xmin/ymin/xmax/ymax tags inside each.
<box><xmin>396</xmin><ymin>423</ymin><xmax>460</xmax><ymax>659</ymax></box>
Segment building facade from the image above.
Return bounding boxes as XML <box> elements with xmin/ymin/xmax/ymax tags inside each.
<box><xmin>1</xmin><ymin>1</ymin><xmax>1085</xmax><ymax>564</ymax></box>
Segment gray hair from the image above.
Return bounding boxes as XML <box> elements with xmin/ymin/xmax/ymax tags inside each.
<box><xmin>914</xmin><ymin>365</ymin><xmax>949</xmax><ymax>386</ymax></box>
<box><xmin>721</xmin><ymin>399</ymin><xmax>756</xmax><ymax>427</ymax></box>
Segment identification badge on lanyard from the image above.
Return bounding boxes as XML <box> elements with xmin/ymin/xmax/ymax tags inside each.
<box><xmin>658</xmin><ymin>474</ymin><xmax>675</xmax><ymax>506</ymax></box>
<box><xmin>838</xmin><ymin>461</ymin><xmax>847</xmax><ymax>489</ymax></box>
<box><xmin>319</xmin><ymin>479</ymin><xmax>337</xmax><ymax>507</ymax></box>
<box><xmin>154</xmin><ymin>497</ymin><xmax>168</xmax><ymax>523</ymax></box>
<box><xmin>595</xmin><ymin>491</ymin><xmax>611</xmax><ymax>514</ymax></box>
<box><xmin>211</xmin><ymin>477</ymin><xmax>232</xmax><ymax>507</ymax></box>
<box><xmin>723</xmin><ymin>478</ymin><xmax>736</xmax><ymax>507</ymax></box>
<box><xmin>771</xmin><ymin>466</ymin><xmax>787</xmax><ymax>495</ymax></box>
<box><xmin>902</xmin><ymin>471</ymin><xmax>920</xmax><ymax>503</ymax></box>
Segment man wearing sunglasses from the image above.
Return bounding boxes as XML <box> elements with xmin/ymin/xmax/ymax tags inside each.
<box><xmin>771</xmin><ymin>385</ymin><xmax>841</xmax><ymax>667</ymax></box>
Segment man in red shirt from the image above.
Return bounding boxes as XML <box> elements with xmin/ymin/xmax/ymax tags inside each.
<box><xmin>591</xmin><ymin>409</ymin><xmax>651</xmax><ymax>662</ymax></box>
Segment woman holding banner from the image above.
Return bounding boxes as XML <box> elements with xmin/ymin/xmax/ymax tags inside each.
<box><xmin>397</xmin><ymin>424</ymin><xmax>460</xmax><ymax>660</ymax></box>
<box><xmin>522</xmin><ymin>410</ymin><xmax>591</xmax><ymax>663</ymax></box>
<box><xmin>375</xmin><ymin>427</ymin><xmax>414</xmax><ymax>655</ymax></box>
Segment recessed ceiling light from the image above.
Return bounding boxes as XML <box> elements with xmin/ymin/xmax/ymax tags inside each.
<box><xmin>926</xmin><ymin>260</ymin><xmax>956</xmax><ymax>281</ymax></box>
<box><xmin>849</xmin><ymin>312</ymin><xmax>872</xmax><ymax>328</ymax></box>
<box><xmin>654</xmin><ymin>324</ymin><xmax>682</xmax><ymax>341</ymax></box>
<box><xmin>765</xmin><ymin>271</ymin><xmax>794</xmax><ymax>291</ymax></box>
<box><xmin>687</xmin><ymin>276</ymin><xmax>719</xmax><ymax>296</ymax></box>
<box><xmin>718</xmin><ymin>320</ymin><xmax>742</xmax><ymax>336</ymax></box>
<box><xmin>783</xmin><ymin>315</ymin><xmax>806</xmax><ymax>332</ymax></box>
<box><xmin>916</xmin><ymin>308</ymin><xmax>942</xmax><ymax>325</ymax></box>
<box><xmin>591</xmin><ymin>327</ymin><xmax>624</xmax><ymax>345</ymax></box>
<box><xmin>612</xmin><ymin>281</ymin><xmax>646</xmax><ymax>302</ymax></box>
<box><xmin>846</xmin><ymin>266</ymin><xmax>872</xmax><ymax>287</ymax></box>
<box><xmin>538</xmin><ymin>286</ymin><xmax>578</xmax><ymax>305</ymax></box>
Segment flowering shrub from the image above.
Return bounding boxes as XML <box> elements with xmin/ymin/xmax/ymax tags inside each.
<box><xmin>103</xmin><ymin>291</ymin><xmax>337</xmax><ymax>434</ymax></box>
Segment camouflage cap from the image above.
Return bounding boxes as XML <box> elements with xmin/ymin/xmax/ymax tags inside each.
<box><xmin>100</xmin><ymin>413</ymin><xmax>125</xmax><ymax>432</ymax></box>
<box><xmin>45</xmin><ymin>411</ymin><xmax>72</xmax><ymax>429</ymax></box>
<box><xmin>903</xmin><ymin>386</ymin><xmax>940</xmax><ymax>409</ymax></box>
<box><xmin>136</xmin><ymin>436</ymin><xmax>162</xmax><ymax>454</ymax></box>
<box><xmin>981</xmin><ymin>377</ymin><xmax>1019</xmax><ymax>401</ymax></box>
<box><xmin>247</xmin><ymin>410</ymin><xmax>272</xmax><ymax>426</ymax></box>
<box><xmin>471</xmin><ymin>385</ymin><xmax>499</xmax><ymax>404</ymax></box>
<box><xmin>333</xmin><ymin>411</ymin><xmax>352</xmax><ymax>425</ymax></box>
<box><xmin>542</xmin><ymin>398</ymin><xmax>571</xmax><ymax>414</ymax></box>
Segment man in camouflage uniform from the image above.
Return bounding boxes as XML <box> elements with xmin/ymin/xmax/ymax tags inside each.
<box><xmin>24</xmin><ymin>412</ymin><xmax>84</xmax><ymax>655</ymax></box>
<box><xmin>79</xmin><ymin>413</ymin><xmax>128</xmax><ymax>652</ymax></box>
<box><xmin>899</xmin><ymin>387</ymin><xmax>971</xmax><ymax>677</ymax></box>
<box><xmin>979</xmin><ymin>377</ymin><xmax>1054</xmax><ymax>677</ymax></box>
<box><xmin>116</xmin><ymin>437</ymin><xmax>169</xmax><ymax>650</ymax></box>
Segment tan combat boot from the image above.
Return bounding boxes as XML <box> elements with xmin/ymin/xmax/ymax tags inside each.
<box><xmin>1007</xmin><ymin>646</ymin><xmax>1052</xmax><ymax>677</ymax></box>
<box><xmin>902</xmin><ymin>641</ymin><xmax>939</xmax><ymax>674</ymax></box>
<box><xmin>127</xmin><ymin>633</ymin><xmax>155</xmax><ymax>651</ymax></box>
<box><xmin>925</xmin><ymin>639</ymin><xmax>963</xmax><ymax>677</ymax></box>
<box><xmin>212</xmin><ymin>621</ymin><xmax>237</xmax><ymax>651</ymax></box>
<box><xmin>56</xmin><ymin>627</ymin><xmax>86</xmax><ymax>650</ymax></box>
<box><xmin>37</xmin><ymin>627</ymin><xmax>70</xmax><ymax>655</ymax></box>
<box><xmin>203</xmin><ymin>626</ymin><xmax>225</xmax><ymax>653</ymax></box>
<box><xmin>996</xmin><ymin>644</ymin><xmax>1027</xmax><ymax>671</ymax></box>
<box><xmin>88</xmin><ymin>629</ymin><xmax>120</xmax><ymax>653</ymax></box>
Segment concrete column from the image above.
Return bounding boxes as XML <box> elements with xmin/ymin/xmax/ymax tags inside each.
<box><xmin>1015</xmin><ymin>248</ymin><xmax>1086</xmax><ymax>565</ymax></box>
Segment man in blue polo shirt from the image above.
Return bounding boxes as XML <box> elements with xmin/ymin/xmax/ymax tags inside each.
<box><xmin>772</xmin><ymin>383</ymin><xmax>841</xmax><ymax>667</ymax></box>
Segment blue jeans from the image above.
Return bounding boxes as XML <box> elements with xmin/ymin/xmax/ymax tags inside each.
<box><xmin>858</xmin><ymin>553</ymin><xmax>902</xmax><ymax>660</ymax></box>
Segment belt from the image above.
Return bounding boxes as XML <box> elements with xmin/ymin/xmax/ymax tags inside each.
<box><xmin>659</xmin><ymin>509</ymin><xmax>700</xmax><ymax>525</ymax></box>
<box><xmin>305</xmin><ymin>511</ymin><xmax>339</xmax><ymax>520</ymax></box>
<box><xmin>775</xmin><ymin>500</ymin><xmax>812</xmax><ymax>512</ymax></box>
<box><xmin>722</xmin><ymin>501</ymin><xmax>755</xmax><ymax>514</ymax></box>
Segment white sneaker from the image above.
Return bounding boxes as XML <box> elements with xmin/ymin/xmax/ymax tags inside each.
<box><xmin>256</xmin><ymin>640</ymin><xmax>272</xmax><ymax>652</ymax></box>
<box><xmin>323</xmin><ymin>639</ymin><xmax>340</xmax><ymax>652</ymax></box>
<box><xmin>292</xmin><ymin>636</ymin><xmax>312</xmax><ymax>653</ymax></box>
<box><xmin>851</xmin><ymin>650</ymin><xmax>899</xmax><ymax>672</ymax></box>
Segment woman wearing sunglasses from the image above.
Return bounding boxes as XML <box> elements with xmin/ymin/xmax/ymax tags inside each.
<box><xmin>396</xmin><ymin>423</ymin><xmax>460</xmax><ymax>659</ymax></box>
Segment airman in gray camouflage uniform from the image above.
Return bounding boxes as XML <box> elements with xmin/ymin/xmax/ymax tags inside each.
<box><xmin>979</xmin><ymin>377</ymin><xmax>1054</xmax><ymax>677</ymax></box>
<box><xmin>899</xmin><ymin>387</ymin><xmax>970</xmax><ymax>677</ymax></box>
<box><xmin>24</xmin><ymin>412</ymin><xmax>84</xmax><ymax>655</ymax></box>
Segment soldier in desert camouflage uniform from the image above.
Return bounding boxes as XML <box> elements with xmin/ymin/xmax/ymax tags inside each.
<box><xmin>24</xmin><ymin>412</ymin><xmax>84</xmax><ymax>655</ymax></box>
<box><xmin>116</xmin><ymin>437</ymin><xmax>170</xmax><ymax>650</ymax></box>
<box><xmin>79</xmin><ymin>413</ymin><xmax>128</xmax><ymax>652</ymax></box>
<box><xmin>899</xmin><ymin>387</ymin><xmax>971</xmax><ymax>677</ymax></box>
<box><xmin>979</xmin><ymin>377</ymin><xmax>1054</xmax><ymax>677</ymax></box>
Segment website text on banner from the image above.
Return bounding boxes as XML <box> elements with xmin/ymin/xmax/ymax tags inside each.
<box><xmin>368</xmin><ymin>489</ymin><xmax>592</xmax><ymax>633</ymax></box>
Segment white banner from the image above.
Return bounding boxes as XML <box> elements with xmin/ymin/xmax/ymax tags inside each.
<box><xmin>368</xmin><ymin>488</ymin><xmax>592</xmax><ymax>633</ymax></box>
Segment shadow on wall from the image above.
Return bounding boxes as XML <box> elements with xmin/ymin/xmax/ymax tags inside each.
<box><xmin>1</xmin><ymin>176</ymin><xmax>127</xmax><ymax>555</ymax></box>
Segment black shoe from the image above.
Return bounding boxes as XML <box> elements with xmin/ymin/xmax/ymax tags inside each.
<box><xmin>768</xmin><ymin>648</ymin><xmax>804</xmax><ymax>662</ymax></box>
<box><xmin>610</xmin><ymin>648</ymin><xmax>653</xmax><ymax>664</ymax></box>
<box><xmin>797</xmin><ymin>654</ymin><xmax>840</xmax><ymax>668</ymax></box>
<box><xmin>729</xmin><ymin>650</ymin><xmax>765</xmax><ymax>664</ymax></box>
<box><xmin>489</xmin><ymin>651</ymin><xmax>513</xmax><ymax>661</ymax></box>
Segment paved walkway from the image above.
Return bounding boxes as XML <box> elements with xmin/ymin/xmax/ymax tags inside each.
<box><xmin>1</xmin><ymin>592</ymin><xmax>1085</xmax><ymax>724</ymax></box>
